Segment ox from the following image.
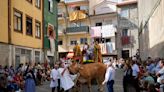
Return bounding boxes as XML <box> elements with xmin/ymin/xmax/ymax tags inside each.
<box><xmin>69</xmin><ymin>62</ymin><xmax>107</xmax><ymax>92</ymax></box>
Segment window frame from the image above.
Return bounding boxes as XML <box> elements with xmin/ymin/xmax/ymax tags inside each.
<box><xmin>35</xmin><ymin>20</ymin><xmax>41</xmax><ymax>39</ymax></box>
<box><xmin>35</xmin><ymin>0</ymin><xmax>41</xmax><ymax>9</ymax></box>
<box><xmin>80</xmin><ymin>38</ymin><xmax>87</xmax><ymax>44</ymax></box>
<box><xmin>70</xmin><ymin>40</ymin><xmax>77</xmax><ymax>45</ymax></box>
<box><xmin>58</xmin><ymin>40</ymin><xmax>63</xmax><ymax>45</ymax></box>
<box><xmin>122</xmin><ymin>29</ymin><xmax>128</xmax><ymax>36</ymax></box>
<box><xmin>48</xmin><ymin>0</ymin><xmax>53</xmax><ymax>13</ymax></box>
<box><xmin>26</xmin><ymin>15</ymin><xmax>33</xmax><ymax>36</ymax></box>
<box><xmin>120</xmin><ymin>8</ymin><xmax>129</xmax><ymax>18</ymax></box>
<box><xmin>35</xmin><ymin>51</ymin><xmax>41</xmax><ymax>63</ymax></box>
<box><xmin>14</xmin><ymin>8</ymin><xmax>23</xmax><ymax>33</ymax></box>
<box><xmin>95</xmin><ymin>22</ymin><xmax>102</xmax><ymax>26</ymax></box>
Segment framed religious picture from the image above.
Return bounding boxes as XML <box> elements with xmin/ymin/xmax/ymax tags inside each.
<box><xmin>47</xmin><ymin>23</ymin><xmax>56</xmax><ymax>39</ymax></box>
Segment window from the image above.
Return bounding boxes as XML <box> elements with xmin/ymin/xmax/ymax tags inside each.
<box><xmin>35</xmin><ymin>0</ymin><xmax>41</xmax><ymax>9</ymax></box>
<box><xmin>35</xmin><ymin>51</ymin><xmax>40</xmax><ymax>63</ymax></box>
<box><xmin>70</xmin><ymin>40</ymin><xmax>77</xmax><ymax>45</ymax></box>
<box><xmin>48</xmin><ymin>0</ymin><xmax>53</xmax><ymax>13</ymax></box>
<box><xmin>120</xmin><ymin>8</ymin><xmax>129</xmax><ymax>18</ymax></box>
<box><xmin>58</xmin><ymin>40</ymin><xmax>63</xmax><ymax>45</ymax></box>
<box><xmin>80</xmin><ymin>38</ymin><xmax>87</xmax><ymax>44</ymax></box>
<box><xmin>35</xmin><ymin>21</ymin><xmax>41</xmax><ymax>38</ymax></box>
<box><xmin>14</xmin><ymin>10</ymin><xmax>22</xmax><ymax>32</ymax></box>
<box><xmin>27</xmin><ymin>0</ymin><xmax>32</xmax><ymax>3</ymax></box>
<box><xmin>106</xmin><ymin>38</ymin><xmax>111</xmax><ymax>42</ymax></box>
<box><xmin>122</xmin><ymin>29</ymin><xmax>128</xmax><ymax>36</ymax></box>
<box><xmin>26</xmin><ymin>16</ymin><xmax>33</xmax><ymax>36</ymax></box>
<box><xmin>96</xmin><ymin>22</ymin><xmax>102</xmax><ymax>26</ymax></box>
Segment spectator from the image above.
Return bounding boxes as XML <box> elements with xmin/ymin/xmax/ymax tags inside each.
<box><xmin>131</xmin><ymin>60</ymin><xmax>140</xmax><ymax>92</ymax></box>
<box><xmin>24</xmin><ymin>65</ymin><xmax>36</xmax><ymax>92</ymax></box>
<box><xmin>123</xmin><ymin>62</ymin><xmax>133</xmax><ymax>92</ymax></box>
<box><xmin>102</xmin><ymin>62</ymin><xmax>115</xmax><ymax>92</ymax></box>
<box><xmin>50</xmin><ymin>64</ymin><xmax>59</xmax><ymax>92</ymax></box>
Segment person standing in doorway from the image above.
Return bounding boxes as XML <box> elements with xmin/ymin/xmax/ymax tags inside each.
<box><xmin>102</xmin><ymin>62</ymin><xmax>115</xmax><ymax>92</ymax></box>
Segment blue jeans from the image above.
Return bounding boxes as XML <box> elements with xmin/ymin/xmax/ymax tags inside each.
<box><xmin>107</xmin><ymin>80</ymin><xmax>114</xmax><ymax>92</ymax></box>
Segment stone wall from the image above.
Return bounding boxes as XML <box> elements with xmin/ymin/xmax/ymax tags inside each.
<box><xmin>0</xmin><ymin>43</ymin><xmax>10</xmax><ymax>66</ymax></box>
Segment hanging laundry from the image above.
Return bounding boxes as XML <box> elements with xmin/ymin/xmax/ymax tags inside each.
<box><xmin>49</xmin><ymin>37</ymin><xmax>55</xmax><ymax>53</ymax></box>
<box><xmin>106</xmin><ymin>42</ymin><xmax>114</xmax><ymax>54</ymax></box>
<box><xmin>101</xmin><ymin>25</ymin><xmax>116</xmax><ymax>38</ymax></box>
<box><xmin>99</xmin><ymin>43</ymin><xmax>107</xmax><ymax>54</ymax></box>
<box><xmin>121</xmin><ymin>36</ymin><xmax>130</xmax><ymax>45</ymax></box>
<box><xmin>90</xmin><ymin>27</ymin><xmax>101</xmax><ymax>37</ymax></box>
<box><xmin>69</xmin><ymin>10</ymin><xmax>87</xmax><ymax>21</ymax></box>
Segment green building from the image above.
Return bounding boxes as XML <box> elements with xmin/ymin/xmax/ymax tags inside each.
<box><xmin>43</xmin><ymin>0</ymin><xmax>59</xmax><ymax>64</ymax></box>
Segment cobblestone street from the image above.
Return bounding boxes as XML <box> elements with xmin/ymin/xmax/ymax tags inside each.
<box><xmin>36</xmin><ymin>69</ymin><xmax>124</xmax><ymax>92</ymax></box>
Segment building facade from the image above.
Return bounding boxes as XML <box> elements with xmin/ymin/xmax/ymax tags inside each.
<box><xmin>58</xmin><ymin>0</ymin><xmax>90</xmax><ymax>58</ymax></box>
<box><xmin>89</xmin><ymin>0</ymin><xmax>118</xmax><ymax>57</ymax></box>
<box><xmin>43</xmin><ymin>0</ymin><xmax>59</xmax><ymax>64</ymax></box>
<box><xmin>117</xmin><ymin>0</ymin><xmax>138</xmax><ymax>59</ymax></box>
<box><xmin>0</xmin><ymin>0</ymin><xmax>10</xmax><ymax>66</ymax></box>
<box><xmin>0</xmin><ymin>0</ymin><xmax>44</xmax><ymax>67</ymax></box>
<box><xmin>138</xmin><ymin>0</ymin><xmax>164</xmax><ymax>60</ymax></box>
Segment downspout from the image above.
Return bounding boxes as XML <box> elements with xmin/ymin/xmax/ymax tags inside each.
<box><xmin>8</xmin><ymin>0</ymin><xmax>11</xmax><ymax>44</ymax></box>
<box><xmin>8</xmin><ymin>0</ymin><xmax>12</xmax><ymax>66</ymax></box>
<box><xmin>42</xmin><ymin>0</ymin><xmax>45</xmax><ymax>62</ymax></box>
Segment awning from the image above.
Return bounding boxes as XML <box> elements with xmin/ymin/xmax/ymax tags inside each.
<box><xmin>58</xmin><ymin>46</ymin><xmax>68</xmax><ymax>53</ymax></box>
<box><xmin>67</xmin><ymin>52</ymin><xmax>74</xmax><ymax>58</ymax></box>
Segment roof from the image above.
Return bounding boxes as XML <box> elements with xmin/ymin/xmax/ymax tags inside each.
<box><xmin>117</xmin><ymin>0</ymin><xmax>137</xmax><ymax>7</ymax></box>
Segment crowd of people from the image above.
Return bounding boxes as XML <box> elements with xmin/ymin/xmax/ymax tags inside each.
<box><xmin>122</xmin><ymin>57</ymin><xmax>164</xmax><ymax>92</ymax></box>
<box><xmin>0</xmin><ymin>62</ymin><xmax>51</xmax><ymax>92</ymax></box>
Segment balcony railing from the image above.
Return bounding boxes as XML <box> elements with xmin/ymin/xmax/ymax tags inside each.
<box><xmin>64</xmin><ymin>0</ymin><xmax>88</xmax><ymax>3</ymax></box>
<box><xmin>66</xmin><ymin>26</ymin><xmax>89</xmax><ymax>33</ymax></box>
<box><xmin>121</xmin><ymin>36</ymin><xmax>130</xmax><ymax>45</ymax></box>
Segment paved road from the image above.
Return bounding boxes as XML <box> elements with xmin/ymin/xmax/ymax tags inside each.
<box><xmin>36</xmin><ymin>69</ymin><xmax>124</xmax><ymax>92</ymax></box>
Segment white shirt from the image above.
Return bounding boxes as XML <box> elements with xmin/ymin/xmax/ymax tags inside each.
<box><xmin>50</xmin><ymin>68</ymin><xmax>59</xmax><ymax>88</ymax></box>
<box><xmin>157</xmin><ymin>67</ymin><xmax>164</xmax><ymax>84</ymax></box>
<box><xmin>132</xmin><ymin>64</ymin><xmax>140</xmax><ymax>77</ymax></box>
<box><xmin>58</xmin><ymin>68</ymin><xmax>74</xmax><ymax>91</ymax></box>
<box><xmin>104</xmin><ymin>66</ymin><xmax>115</xmax><ymax>83</ymax></box>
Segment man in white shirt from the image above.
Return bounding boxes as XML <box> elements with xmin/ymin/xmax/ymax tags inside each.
<box><xmin>102</xmin><ymin>62</ymin><xmax>115</xmax><ymax>92</ymax></box>
<box><xmin>156</xmin><ymin>60</ymin><xmax>164</xmax><ymax>92</ymax></box>
<box><xmin>131</xmin><ymin>60</ymin><xmax>140</xmax><ymax>92</ymax></box>
<box><xmin>50</xmin><ymin>64</ymin><xmax>59</xmax><ymax>92</ymax></box>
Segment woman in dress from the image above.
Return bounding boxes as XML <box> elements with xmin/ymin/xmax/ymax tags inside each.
<box><xmin>24</xmin><ymin>65</ymin><xmax>36</xmax><ymax>92</ymax></box>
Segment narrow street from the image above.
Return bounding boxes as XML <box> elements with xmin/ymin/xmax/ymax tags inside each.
<box><xmin>36</xmin><ymin>69</ymin><xmax>124</xmax><ymax>92</ymax></box>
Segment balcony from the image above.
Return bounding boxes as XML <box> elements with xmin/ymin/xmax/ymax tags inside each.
<box><xmin>64</xmin><ymin>0</ymin><xmax>88</xmax><ymax>3</ymax></box>
<box><xmin>121</xmin><ymin>36</ymin><xmax>130</xmax><ymax>45</ymax></box>
<box><xmin>66</xmin><ymin>26</ymin><xmax>89</xmax><ymax>34</ymax></box>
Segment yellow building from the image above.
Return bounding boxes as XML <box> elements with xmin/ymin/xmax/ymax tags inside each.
<box><xmin>0</xmin><ymin>0</ymin><xmax>43</xmax><ymax>67</ymax></box>
<box><xmin>58</xmin><ymin>0</ymin><xmax>90</xmax><ymax>58</ymax></box>
<box><xmin>0</xmin><ymin>0</ymin><xmax>10</xmax><ymax>66</ymax></box>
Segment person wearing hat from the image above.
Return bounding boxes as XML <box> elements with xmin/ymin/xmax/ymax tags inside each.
<box><xmin>73</xmin><ymin>42</ymin><xmax>82</xmax><ymax>63</ymax></box>
<box><xmin>102</xmin><ymin>62</ymin><xmax>115</xmax><ymax>92</ymax></box>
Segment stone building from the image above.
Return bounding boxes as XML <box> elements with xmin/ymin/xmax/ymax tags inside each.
<box><xmin>138</xmin><ymin>0</ymin><xmax>164</xmax><ymax>60</ymax></box>
<box><xmin>117</xmin><ymin>0</ymin><xmax>138</xmax><ymax>59</ymax></box>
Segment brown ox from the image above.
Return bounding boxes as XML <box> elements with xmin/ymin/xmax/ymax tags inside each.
<box><xmin>69</xmin><ymin>62</ymin><xmax>107</xmax><ymax>92</ymax></box>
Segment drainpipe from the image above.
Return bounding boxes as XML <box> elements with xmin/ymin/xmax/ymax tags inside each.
<box><xmin>8</xmin><ymin>0</ymin><xmax>11</xmax><ymax>44</ymax></box>
<box><xmin>42</xmin><ymin>0</ymin><xmax>46</xmax><ymax>63</ymax></box>
<box><xmin>8</xmin><ymin>0</ymin><xmax>12</xmax><ymax>66</ymax></box>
